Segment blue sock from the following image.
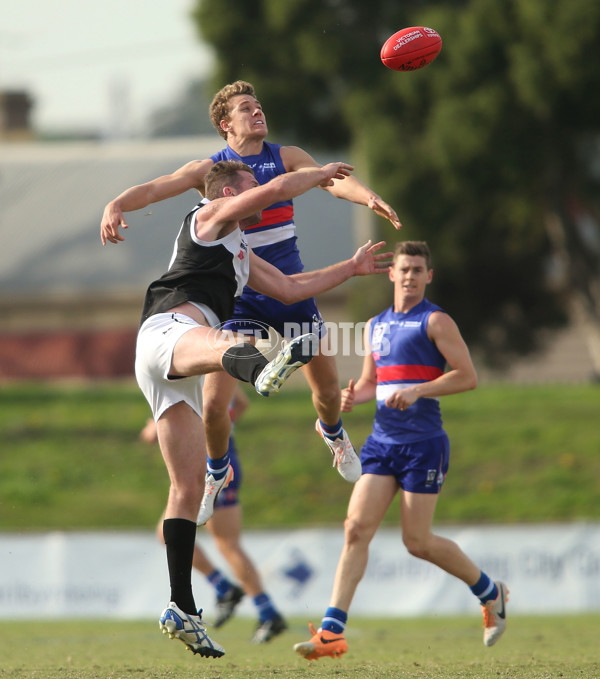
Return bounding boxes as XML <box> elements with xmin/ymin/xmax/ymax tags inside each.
<box><xmin>207</xmin><ymin>453</ymin><xmax>230</xmax><ymax>480</ymax></box>
<box><xmin>319</xmin><ymin>419</ymin><xmax>343</xmax><ymax>441</ymax></box>
<box><xmin>470</xmin><ymin>571</ymin><xmax>498</xmax><ymax>605</ymax></box>
<box><xmin>253</xmin><ymin>593</ymin><xmax>278</xmax><ymax>622</ymax></box>
<box><xmin>321</xmin><ymin>606</ymin><xmax>347</xmax><ymax>634</ymax></box>
<box><xmin>207</xmin><ymin>569</ymin><xmax>233</xmax><ymax>598</ymax></box>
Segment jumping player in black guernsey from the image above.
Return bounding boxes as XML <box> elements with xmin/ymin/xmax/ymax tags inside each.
<box><xmin>134</xmin><ymin>159</ymin><xmax>392</xmax><ymax>659</ymax></box>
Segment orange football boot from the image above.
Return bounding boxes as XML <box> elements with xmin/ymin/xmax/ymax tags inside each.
<box><xmin>293</xmin><ymin>622</ymin><xmax>348</xmax><ymax>660</ymax></box>
<box><xmin>482</xmin><ymin>581</ymin><xmax>509</xmax><ymax>646</ymax></box>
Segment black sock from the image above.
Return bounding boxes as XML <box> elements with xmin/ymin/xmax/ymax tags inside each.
<box><xmin>163</xmin><ymin>518</ymin><xmax>197</xmax><ymax>614</ymax></box>
<box><xmin>221</xmin><ymin>343</ymin><xmax>268</xmax><ymax>385</ymax></box>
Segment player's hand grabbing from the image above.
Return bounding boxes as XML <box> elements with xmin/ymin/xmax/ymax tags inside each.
<box><xmin>318</xmin><ymin>162</ymin><xmax>355</xmax><ymax>187</ymax></box>
<box><xmin>351</xmin><ymin>240</ymin><xmax>394</xmax><ymax>275</ymax></box>
<box><xmin>341</xmin><ymin>379</ymin><xmax>356</xmax><ymax>412</ymax></box>
<box><xmin>368</xmin><ymin>195</ymin><xmax>402</xmax><ymax>230</ymax></box>
<box><xmin>100</xmin><ymin>202</ymin><xmax>129</xmax><ymax>245</ymax></box>
<box><xmin>386</xmin><ymin>387</ymin><xmax>418</xmax><ymax>411</ymax></box>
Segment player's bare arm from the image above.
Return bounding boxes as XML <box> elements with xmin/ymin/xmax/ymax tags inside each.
<box><xmin>247</xmin><ymin>241</ymin><xmax>391</xmax><ymax>306</ymax></box>
<box><xmin>425</xmin><ymin>312</ymin><xmax>478</xmax><ymax>393</ymax></box>
<box><xmin>281</xmin><ymin>145</ymin><xmax>402</xmax><ymax>230</ymax></box>
<box><xmin>100</xmin><ymin>158</ymin><xmax>214</xmax><ymax>245</ymax></box>
<box><xmin>196</xmin><ymin>162</ymin><xmax>356</xmax><ymax>242</ymax></box>
<box><xmin>385</xmin><ymin>312</ymin><xmax>477</xmax><ymax>411</ymax></box>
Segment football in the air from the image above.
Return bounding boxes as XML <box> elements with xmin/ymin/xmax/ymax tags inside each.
<box><xmin>380</xmin><ymin>26</ymin><xmax>442</xmax><ymax>71</ymax></box>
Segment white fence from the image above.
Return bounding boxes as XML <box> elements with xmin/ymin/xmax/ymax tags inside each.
<box><xmin>1</xmin><ymin>523</ymin><xmax>599</xmax><ymax>619</ymax></box>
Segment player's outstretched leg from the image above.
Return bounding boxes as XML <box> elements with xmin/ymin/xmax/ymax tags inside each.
<box><xmin>254</xmin><ymin>333</ymin><xmax>318</xmax><ymax>396</ymax></box>
<box><xmin>293</xmin><ymin>622</ymin><xmax>347</xmax><ymax>660</ymax></box>
<box><xmin>482</xmin><ymin>581</ymin><xmax>509</xmax><ymax>646</ymax></box>
<box><xmin>315</xmin><ymin>420</ymin><xmax>362</xmax><ymax>482</ymax></box>
<box><xmin>197</xmin><ymin>465</ymin><xmax>234</xmax><ymax>527</ymax></box>
<box><xmin>159</xmin><ymin>602</ymin><xmax>225</xmax><ymax>658</ymax></box>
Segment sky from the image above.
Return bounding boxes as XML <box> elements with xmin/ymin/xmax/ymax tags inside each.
<box><xmin>0</xmin><ymin>0</ymin><xmax>214</xmax><ymax>136</ymax></box>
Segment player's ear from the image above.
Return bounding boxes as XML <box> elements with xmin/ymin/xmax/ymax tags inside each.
<box><xmin>388</xmin><ymin>263</ymin><xmax>396</xmax><ymax>282</ymax></box>
<box><xmin>220</xmin><ymin>118</ymin><xmax>230</xmax><ymax>134</ymax></box>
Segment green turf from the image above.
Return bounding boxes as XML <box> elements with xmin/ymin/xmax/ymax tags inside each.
<box><xmin>1</xmin><ymin>382</ymin><xmax>599</xmax><ymax>677</ymax></box>
<box><xmin>1</xmin><ymin>381</ymin><xmax>600</xmax><ymax>529</ymax></box>
<box><xmin>0</xmin><ymin>614</ymin><xmax>598</xmax><ymax>678</ymax></box>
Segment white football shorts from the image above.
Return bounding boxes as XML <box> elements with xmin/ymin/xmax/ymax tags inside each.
<box><xmin>135</xmin><ymin>306</ymin><xmax>220</xmax><ymax>421</ymax></box>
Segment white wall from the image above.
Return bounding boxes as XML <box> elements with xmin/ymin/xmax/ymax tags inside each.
<box><xmin>1</xmin><ymin>523</ymin><xmax>599</xmax><ymax>620</ymax></box>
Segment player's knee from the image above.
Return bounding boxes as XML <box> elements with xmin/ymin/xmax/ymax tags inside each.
<box><xmin>344</xmin><ymin>516</ymin><xmax>371</xmax><ymax>546</ymax></box>
<box><xmin>202</xmin><ymin>399</ymin><xmax>229</xmax><ymax>425</ymax></box>
<box><xmin>169</xmin><ymin>479</ymin><xmax>204</xmax><ymax>514</ymax></box>
<box><xmin>312</xmin><ymin>381</ymin><xmax>341</xmax><ymax>408</ymax></box>
<box><xmin>402</xmin><ymin>533</ymin><xmax>431</xmax><ymax>560</ymax></box>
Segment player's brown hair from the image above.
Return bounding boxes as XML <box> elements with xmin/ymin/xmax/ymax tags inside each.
<box><xmin>394</xmin><ymin>241</ymin><xmax>432</xmax><ymax>269</ymax></box>
<box><xmin>209</xmin><ymin>80</ymin><xmax>257</xmax><ymax>139</ymax></box>
<box><xmin>204</xmin><ymin>160</ymin><xmax>254</xmax><ymax>200</ymax></box>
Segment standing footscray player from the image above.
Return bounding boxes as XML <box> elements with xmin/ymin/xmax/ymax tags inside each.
<box><xmin>294</xmin><ymin>241</ymin><xmax>508</xmax><ymax>661</ymax></box>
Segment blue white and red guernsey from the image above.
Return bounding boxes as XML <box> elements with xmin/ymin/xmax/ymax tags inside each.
<box><xmin>211</xmin><ymin>142</ymin><xmax>325</xmax><ymax>340</ymax></box>
<box><xmin>369</xmin><ymin>299</ymin><xmax>446</xmax><ymax>444</ymax></box>
<box><xmin>210</xmin><ymin>142</ymin><xmax>295</xmax><ymax>250</ymax></box>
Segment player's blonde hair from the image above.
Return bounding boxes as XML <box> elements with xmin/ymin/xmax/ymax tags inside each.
<box><xmin>209</xmin><ymin>80</ymin><xmax>257</xmax><ymax>139</ymax></box>
<box><xmin>394</xmin><ymin>241</ymin><xmax>432</xmax><ymax>269</ymax></box>
<box><xmin>204</xmin><ymin>160</ymin><xmax>254</xmax><ymax>200</ymax></box>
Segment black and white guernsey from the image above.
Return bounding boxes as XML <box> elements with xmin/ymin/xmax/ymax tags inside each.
<box><xmin>140</xmin><ymin>202</ymin><xmax>250</xmax><ymax>326</ymax></box>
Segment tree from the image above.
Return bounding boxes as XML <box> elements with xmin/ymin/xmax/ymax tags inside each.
<box><xmin>193</xmin><ymin>0</ymin><xmax>600</xmax><ymax>371</ymax></box>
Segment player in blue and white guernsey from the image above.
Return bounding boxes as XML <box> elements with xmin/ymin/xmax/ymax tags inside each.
<box><xmin>101</xmin><ymin>80</ymin><xmax>401</xmax><ymax>486</ymax></box>
<box><xmin>294</xmin><ymin>241</ymin><xmax>509</xmax><ymax>661</ymax></box>
<box><xmin>368</xmin><ymin>298</ymin><xmax>449</xmax><ymax>444</ymax></box>
<box><xmin>131</xmin><ymin>159</ymin><xmax>392</xmax><ymax>660</ymax></box>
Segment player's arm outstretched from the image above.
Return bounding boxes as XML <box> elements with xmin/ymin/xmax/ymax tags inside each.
<box><xmin>247</xmin><ymin>242</ymin><xmax>392</xmax><ymax>306</ymax></box>
<box><xmin>100</xmin><ymin>158</ymin><xmax>214</xmax><ymax>245</ymax></box>
<box><xmin>341</xmin><ymin>319</ymin><xmax>378</xmax><ymax>412</ymax></box>
<box><xmin>281</xmin><ymin>145</ymin><xmax>402</xmax><ymax>230</ymax></box>
<box><xmin>197</xmin><ymin>162</ymin><xmax>356</xmax><ymax>240</ymax></box>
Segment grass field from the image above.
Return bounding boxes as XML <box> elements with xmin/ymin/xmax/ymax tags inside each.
<box><xmin>0</xmin><ymin>614</ymin><xmax>598</xmax><ymax>679</ymax></box>
<box><xmin>1</xmin><ymin>382</ymin><xmax>599</xmax><ymax>677</ymax></box>
<box><xmin>1</xmin><ymin>381</ymin><xmax>600</xmax><ymax>530</ymax></box>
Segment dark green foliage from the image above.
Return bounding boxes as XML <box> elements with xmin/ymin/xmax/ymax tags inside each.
<box><xmin>192</xmin><ymin>0</ymin><xmax>600</xmax><ymax>365</ymax></box>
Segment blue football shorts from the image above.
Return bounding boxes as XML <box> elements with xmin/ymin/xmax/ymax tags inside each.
<box><xmin>223</xmin><ymin>289</ymin><xmax>325</xmax><ymax>339</ymax></box>
<box><xmin>221</xmin><ymin>237</ymin><xmax>326</xmax><ymax>340</ymax></box>
<box><xmin>360</xmin><ymin>432</ymin><xmax>450</xmax><ymax>494</ymax></box>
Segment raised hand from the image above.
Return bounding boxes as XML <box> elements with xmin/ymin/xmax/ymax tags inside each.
<box><xmin>341</xmin><ymin>379</ymin><xmax>356</xmax><ymax>412</ymax></box>
<box><xmin>318</xmin><ymin>162</ymin><xmax>355</xmax><ymax>187</ymax></box>
<box><xmin>100</xmin><ymin>202</ymin><xmax>129</xmax><ymax>245</ymax></box>
<box><xmin>368</xmin><ymin>195</ymin><xmax>402</xmax><ymax>230</ymax></box>
<box><xmin>351</xmin><ymin>240</ymin><xmax>394</xmax><ymax>275</ymax></box>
